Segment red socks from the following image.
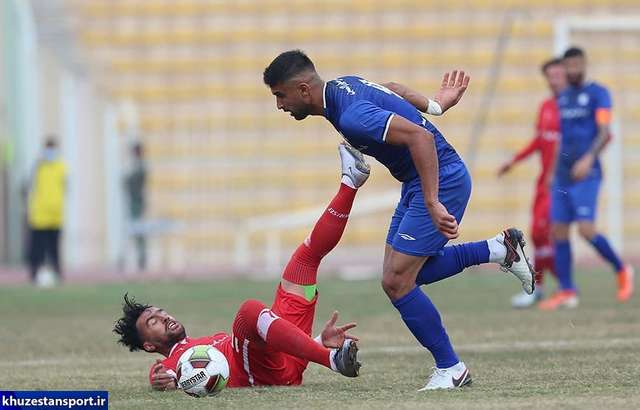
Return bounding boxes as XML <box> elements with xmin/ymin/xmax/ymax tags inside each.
<box><xmin>264</xmin><ymin>313</ymin><xmax>332</xmax><ymax>369</ymax></box>
<box><xmin>282</xmin><ymin>183</ymin><xmax>357</xmax><ymax>285</ymax></box>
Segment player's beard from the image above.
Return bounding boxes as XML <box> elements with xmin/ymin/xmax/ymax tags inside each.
<box><xmin>567</xmin><ymin>72</ymin><xmax>583</xmax><ymax>87</ymax></box>
<box><xmin>290</xmin><ymin>105</ymin><xmax>310</xmax><ymax>120</ymax></box>
<box><xmin>166</xmin><ymin>321</ymin><xmax>186</xmax><ymax>343</ymax></box>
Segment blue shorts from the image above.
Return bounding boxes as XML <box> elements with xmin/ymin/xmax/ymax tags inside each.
<box><xmin>551</xmin><ymin>177</ymin><xmax>601</xmax><ymax>223</ymax></box>
<box><xmin>386</xmin><ymin>161</ymin><xmax>472</xmax><ymax>257</ymax></box>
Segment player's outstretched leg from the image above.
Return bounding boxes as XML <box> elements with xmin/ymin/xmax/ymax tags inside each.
<box><xmin>281</xmin><ymin>142</ymin><xmax>370</xmax><ymax>297</ymax></box>
<box><xmin>233</xmin><ymin>300</ymin><xmax>360</xmax><ymax>377</ymax></box>
<box><xmin>414</xmin><ymin>228</ymin><xmax>535</xmax><ymax>294</ymax></box>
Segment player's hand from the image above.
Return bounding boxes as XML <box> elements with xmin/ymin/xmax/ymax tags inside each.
<box><xmin>428</xmin><ymin>200</ymin><xmax>459</xmax><ymax>240</ymax></box>
<box><xmin>150</xmin><ymin>359</ymin><xmax>177</xmax><ymax>391</ymax></box>
<box><xmin>497</xmin><ymin>161</ymin><xmax>512</xmax><ymax>177</ymax></box>
<box><xmin>571</xmin><ymin>153</ymin><xmax>594</xmax><ymax>181</ymax></box>
<box><xmin>320</xmin><ymin>311</ymin><xmax>359</xmax><ymax>349</ymax></box>
<box><xmin>434</xmin><ymin>70</ymin><xmax>470</xmax><ymax>113</ymax></box>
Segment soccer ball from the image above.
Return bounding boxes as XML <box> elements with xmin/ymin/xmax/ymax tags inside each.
<box><xmin>176</xmin><ymin>345</ymin><xmax>229</xmax><ymax>397</ymax></box>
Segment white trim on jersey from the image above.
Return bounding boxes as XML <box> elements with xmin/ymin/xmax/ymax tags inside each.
<box><xmin>322</xmin><ymin>81</ymin><xmax>328</xmax><ymax>110</ymax></box>
<box><xmin>382</xmin><ymin>113</ymin><xmax>395</xmax><ymax>142</ymax></box>
<box><xmin>242</xmin><ymin>339</ymin><xmax>254</xmax><ymax>386</ymax></box>
<box><xmin>257</xmin><ymin>308</ymin><xmax>280</xmax><ymax>341</ymax></box>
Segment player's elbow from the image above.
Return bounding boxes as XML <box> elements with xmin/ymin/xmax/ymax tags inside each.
<box><xmin>383</xmin><ymin>82</ymin><xmax>402</xmax><ymax>95</ymax></box>
<box><xmin>406</xmin><ymin>128</ymin><xmax>434</xmax><ymax>148</ymax></box>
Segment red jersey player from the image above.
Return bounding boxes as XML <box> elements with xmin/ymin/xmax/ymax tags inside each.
<box><xmin>498</xmin><ymin>58</ymin><xmax>566</xmax><ymax>308</ymax></box>
<box><xmin>113</xmin><ymin>144</ymin><xmax>370</xmax><ymax>390</ymax></box>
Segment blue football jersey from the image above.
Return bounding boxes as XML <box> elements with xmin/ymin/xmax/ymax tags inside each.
<box><xmin>556</xmin><ymin>81</ymin><xmax>611</xmax><ymax>184</ymax></box>
<box><xmin>323</xmin><ymin>76</ymin><xmax>460</xmax><ymax>182</ymax></box>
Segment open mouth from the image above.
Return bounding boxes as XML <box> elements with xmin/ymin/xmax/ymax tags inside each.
<box><xmin>167</xmin><ymin>320</ymin><xmax>179</xmax><ymax>332</ymax></box>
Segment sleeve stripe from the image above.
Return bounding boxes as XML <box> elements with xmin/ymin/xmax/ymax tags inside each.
<box><xmin>596</xmin><ymin>108</ymin><xmax>611</xmax><ymax>125</ymax></box>
<box><xmin>322</xmin><ymin>81</ymin><xmax>328</xmax><ymax>110</ymax></box>
<box><xmin>382</xmin><ymin>113</ymin><xmax>395</xmax><ymax>142</ymax></box>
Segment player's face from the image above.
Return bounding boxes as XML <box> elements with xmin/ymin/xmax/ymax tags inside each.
<box><xmin>136</xmin><ymin>307</ymin><xmax>186</xmax><ymax>353</ymax></box>
<box><xmin>544</xmin><ymin>64</ymin><xmax>567</xmax><ymax>96</ymax></box>
<box><xmin>564</xmin><ymin>56</ymin><xmax>586</xmax><ymax>86</ymax></box>
<box><xmin>270</xmin><ymin>80</ymin><xmax>312</xmax><ymax>120</ymax></box>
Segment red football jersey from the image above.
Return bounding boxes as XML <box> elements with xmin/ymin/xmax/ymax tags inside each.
<box><xmin>153</xmin><ymin>333</ymin><xmax>248</xmax><ymax>388</ymax></box>
<box><xmin>511</xmin><ymin>97</ymin><xmax>559</xmax><ymax>190</ymax></box>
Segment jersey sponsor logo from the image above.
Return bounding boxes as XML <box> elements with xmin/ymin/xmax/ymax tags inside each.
<box><xmin>578</xmin><ymin>93</ymin><xmax>590</xmax><ymax>106</ymax></box>
<box><xmin>560</xmin><ymin>107</ymin><xmax>589</xmax><ymax>119</ymax></box>
<box><xmin>398</xmin><ymin>233</ymin><xmax>416</xmax><ymax>241</ymax></box>
<box><xmin>335</xmin><ymin>79</ymin><xmax>355</xmax><ymax>95</ymax></box>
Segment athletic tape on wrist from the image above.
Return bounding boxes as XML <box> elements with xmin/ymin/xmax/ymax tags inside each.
<box><xmin>427</xmin><ymin>99</ymin><xmax>443</xmax><ymax>116</ymax></box>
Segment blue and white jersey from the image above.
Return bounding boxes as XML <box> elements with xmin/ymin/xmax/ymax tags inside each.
<box><xmin>556</xmin><ymin>81</ymin><xmax>611</xmax><ymax>184</ymax></box>
<box><xmin>323</xmin><ymin>76</ymin><xmax>461</xmax><ymax>182</ymax></box>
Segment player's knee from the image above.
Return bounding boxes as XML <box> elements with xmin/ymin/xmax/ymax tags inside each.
<box><xmin>552</xmin><ymin>224</ymin><xmax>569</xmax><ymax>241</ymax></box>
<box><xmin>232</xmin><ymin>299</ymin><xmax>269</xmax><ymax>342</ymax></box>
<box><xmin>237</xmin><ymin>299</ymin><xmax>267</xmax><ymax>324</ymax></box>
<box><xmin>381</xmin><ymin>268</ymin><xmax>414</xmax><ymax>300</ymax></box>
<box><xmin>577</xmin><ymin>223</ymin><xmax>596</xmax><ymax>241</ymax></box>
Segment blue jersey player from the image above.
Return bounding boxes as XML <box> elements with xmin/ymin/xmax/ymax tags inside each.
<box><xmin>263</xmin><ymin>50</ymin><xmax>535</xmax><ymax>390</ymax></box>
<box><xmin>539</xmin><ymin>47</ymin><xmax>634</xmax><ymax>310</ymax></box>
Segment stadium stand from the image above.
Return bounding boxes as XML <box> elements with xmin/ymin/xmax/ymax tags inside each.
<box><xmin>64</xmin><ymin>0</ymin><xmax>640</xmax><ymax>270</ymax></box>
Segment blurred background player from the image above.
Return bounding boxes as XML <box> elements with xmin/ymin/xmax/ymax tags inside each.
<box><xmin>498</xmin><ymin>58</ymin><xmax>566</xmax><ymax>308</ymax></box>
<box><xmin>114</xmin><ymin>144</ymin><xmax>368</xmax><ymax>390</ymax></box>
<box><xmin>124</xmin><ymin>142</ymin><xmax>147</xmax><ymax>272</ymax></box>
<box><xmin>264</xmin><ymin>50</ymin><xmax>536</xmax><ymax>390</ymax></box>
<box><xmin>540</xmin><ymin>47</ymin><xmax>634</xmax><ymax>310</ymax></box>
<box><xmin>26</xmin><ymin>136</ymin><xmax>66</xmax><ymax>285</ymax></box>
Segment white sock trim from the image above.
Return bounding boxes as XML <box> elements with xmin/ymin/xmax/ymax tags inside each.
<box><xmin>329</xmin><ymin>349</ymin><xmax>338</xmax><ymax>371</ymax></box>
<box><xmin>487</xmin><ymin>235</ymin><xmax>507</xmax><ymax>264</ymax></box>
<box><xmin>341</xmin><ymin>175</ymin><xmax>356</xmax><ymax>189</ymax></box>
<box><xmin>256</xmin><ymin>309</ymin><xmax>280</xmax><ymax>341</ymax></box>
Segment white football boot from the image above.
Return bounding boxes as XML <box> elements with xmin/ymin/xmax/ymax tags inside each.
<box><xmin>339</xmin><ymin>142</ymin><xmax>370</xmax><ymax>188</ymax></box>
<box><xmin>419</xmin><ymin>362</ymin><xmax>472</xmax><ymax>391</ymax></box>
<box><xmin>511</xmin><ymin>288</ymin><xmax>543</xmax><ymax>309</ymax></box>
<box><xmin>497</xmin><ymin>228</ymin><xmax>535</xmax><ymax>295</ymax></box>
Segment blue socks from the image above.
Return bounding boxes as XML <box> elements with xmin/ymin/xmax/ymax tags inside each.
<box><xmin>392</xmin><ymin>286</ymin><xmax>459</xmax><ymax>368</ymax></box>
<box><xmin>555</xmin><ymin>240</ymin><xmax>575</xmax><ymax>291</ymax></box>
<box><xmin>589</xmin><ymin>234</ymin><xmax>623</xmax><ymax>272</ymax></box>
<box><xmin>416</xmin><ymin>241</ymin><xmax>490</xmax><ymax>285</ymax></box>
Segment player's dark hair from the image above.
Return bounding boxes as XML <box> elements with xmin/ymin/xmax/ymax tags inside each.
<box><xmin>113</xmin><ymin>293</ymin><xmax>150</xmax><ymax>352</ymax></box>
<box><xmin>563</xmin><ymin>46</ymin><xmax>585</xmax><ymax>59</ymax></box>
<box><xmin>541</xmin><ymin>57</ymin><xmax>564</xmax><ymax>74</ymax></box>
<box><xmin>263</xmin><ymin>50</ymin><xmax>316</xmax><ymax>87</ymax></box>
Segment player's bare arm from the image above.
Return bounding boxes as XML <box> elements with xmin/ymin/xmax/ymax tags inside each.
<box><xmin>383</xmin><ymin>70</ymin><xmax>470</xmax><ymax>115</ymax></box>
<box><xmin>385</xmin><ymin>115</ymin><xmax>459</xmax><ymax>239</ymax></box>
<box><xmin>572</xmin><ymin>119</ymin><xmax>610</xmax><ymax>181</ymax></box>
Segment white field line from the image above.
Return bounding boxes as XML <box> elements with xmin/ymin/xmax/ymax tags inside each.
<box><xmin>2</xmin><ymin>337</ymin><xmax>639</xmax><ymax>368</ymax></box>
<box><xmin>362</xmin><ymin>337</ymin><xmax>640</xmax><ymax>355</ymax></box>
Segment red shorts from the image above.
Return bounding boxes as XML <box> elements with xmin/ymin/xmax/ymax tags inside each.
<box><xmin>229</xmin><ymin>285</ymin><xmax>317</xmax><ymax>387</ymax></box>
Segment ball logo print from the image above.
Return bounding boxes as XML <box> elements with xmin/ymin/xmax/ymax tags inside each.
<box><xmin>176</xmin><ymin>345</ymin><xmax>230</xmax><ymax>397</ymax></box>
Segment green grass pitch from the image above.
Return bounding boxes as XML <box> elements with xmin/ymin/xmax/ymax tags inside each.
<box><xmin>1</xmin><ymin>269</ymin><xmax>638</xmax><ymax>409</ymax></box>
